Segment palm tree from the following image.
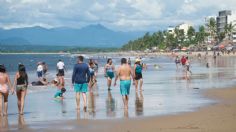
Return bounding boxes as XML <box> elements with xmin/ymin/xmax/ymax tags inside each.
<box><xmin>207</xmin><ymin>18</ymin><xmax>217</xmax><ymax>43</ymax></box>
<box><xmin>224</xmin><ymin>22</ymin><xmax>235</xmax><ymax>40</ymax></box>
<box><xmin>198</xmin><ymin>25</ymin><xmax>207</xmax><ymax>44</ymax></box>
<box><xmin>187</xmin><ymin>26</ymin><xmax>195</xmax><ymax>44</ymax></box>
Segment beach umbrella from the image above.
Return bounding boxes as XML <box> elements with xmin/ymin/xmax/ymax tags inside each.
<box><xmin>181</xmin><ymin>47</ymin><xmax>187</xmax><ymax>51</ymax></box>
<box><xmin>219</xmin><ymin>45</ymin><xmax>224</xmax><ymax>49</ymax></box>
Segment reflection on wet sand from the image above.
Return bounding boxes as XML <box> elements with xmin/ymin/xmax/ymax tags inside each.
<box><xmin>18</xmin><ymin>115</ymin><xmax>26</xmax><ymax>129</ymax></box>
<box><xmin>61</xmin><ymin>100</ymin><xmax>67</xmax><ymax>114</ymax></box>
<box><xmin>0</xmin><ymin>116</ymin><xmax>8</xmax><ymax>131</ymax></box>
<box><xmin>88</xmin><ymin>91</ymin><xmax>96</xmax><ymax>117</ymax></box>
<box><xmin>124</xmin><ymin>109</ymin><xmax>129</xmax><ymax>118</ymax></box>
<box><xmin>77</xmin><ymin>110</ymin><xmax>89</xmax><ymax>120</ymax></box>
<box><xmin>106</xmin><ymin>91</ymin><xmax>116</xmax><ymax>117</ymax></box>
<box><xmin>135</xmin><ymin>91</ymin><xmax>144</xmax><ymax>116</ymax></box>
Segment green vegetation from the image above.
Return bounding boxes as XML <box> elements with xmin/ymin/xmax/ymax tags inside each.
<box><xmin>122</xmin><ymin>26</ymin><xmax>205</xmax><ymax>51</ymax></box>
<box><xmin>122</xmin><ymin>18</ymin><xmax>236</xmax><ymax>51</ymax></box>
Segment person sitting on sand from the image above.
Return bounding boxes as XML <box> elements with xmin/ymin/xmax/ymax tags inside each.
<box><xmin>0</xmin><ymin>64</ymin><xmax>14</xmax><ymax>116</ymax></box>
<box><xmin>114</xmin><ymin>58</ymin><xmax>134</xmax><ymax>110</ymax></box>
<box><xmin>31</xmin><ymin>78</ymin><xmax>48</xmax><ymax>86</ymax></box>
<box><xmin>13</xmin><ymin>64</ymin><xmax>28</xmax><ymax>115</ymax></box>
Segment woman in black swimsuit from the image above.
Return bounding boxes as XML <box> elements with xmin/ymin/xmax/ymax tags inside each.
<box><xmin>13</xmin><ymin>64</ymin><xmax>28</xmax><ymax>115</ymax></box>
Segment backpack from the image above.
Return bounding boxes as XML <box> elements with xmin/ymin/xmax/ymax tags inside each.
<box><xmin>135</xmin><ymin>64</ymin><xmax>142</xmax><ymax>74</ymax></box>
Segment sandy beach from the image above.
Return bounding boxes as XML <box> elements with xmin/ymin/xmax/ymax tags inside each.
<box><xmin>4</xmin><ymin>87</ymin><xmax>235</xmax><ymax>132</ymax></box>
<box><xmin>0</xmin><ymin>53</ymin><xmax>236</xmax><ymax>132</ymax></box>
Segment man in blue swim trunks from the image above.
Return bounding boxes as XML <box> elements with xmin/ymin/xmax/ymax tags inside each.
<box><xmin>72</xmin><ymin>56</ymin><xmax>90</xmax><ymax>111</ymax></box>
<box><xmin>114</xmin><ymin>58</ymin><xmax>134</xmax><ymax>110</ymax></box>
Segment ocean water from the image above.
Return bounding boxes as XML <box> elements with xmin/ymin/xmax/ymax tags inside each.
<box><xmin>0</xmin><ymin>53</ymin><xmax>236</xmax><ymax>128</ymax></box>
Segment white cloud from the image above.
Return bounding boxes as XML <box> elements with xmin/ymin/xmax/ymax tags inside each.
<box><xmin>1</xmin><ymin>0</ymin><xmax>236</xmax><ymax>31</ymax></box>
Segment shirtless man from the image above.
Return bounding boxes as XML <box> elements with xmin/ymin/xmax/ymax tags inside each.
<box><xmin>114</xmin><ymin>58</ymin><xmax>134</xmax><ymax>110</ymax></box>
<box><xmin>0</xmin><ymin>65</ymin><xmax>14</xmax><ymax>116</ymax></box>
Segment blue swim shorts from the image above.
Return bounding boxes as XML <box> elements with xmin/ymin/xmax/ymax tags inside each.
<box><xmin>74</xmin><ymin>83</ymin><xmax>88</xmax><ymax>93</ymax></box>
<box><xmin>120</xmin><ymin>80</ymin><xmax>131</xmax><ymax>96</ymax></box>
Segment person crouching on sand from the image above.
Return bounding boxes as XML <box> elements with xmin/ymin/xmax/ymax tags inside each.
<box><xmin>13</xmin><ymin>64</ymin><xmax>28</xmax><ymax>115</ymax></box>
<box><xmin>114</xmin><ymin>58</ymin><xmax>134</xmax><ymax>110</ymax></box>
<box><xmin>52</xmin><ymin>73</ymin><xmax>66</xmax><ymax>99</ymax></box>
<box><xmin>0</xmin><ymin>64</ymin><xmax>14</xmax><ymax>116</ymax></box>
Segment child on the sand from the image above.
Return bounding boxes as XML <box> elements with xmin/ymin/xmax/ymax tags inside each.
<box><xmin>52</xmin><ymin>73</ymin><xmax>66</xmax><ymax>99</ymax></box>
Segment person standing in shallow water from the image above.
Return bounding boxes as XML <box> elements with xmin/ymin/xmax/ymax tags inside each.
<box><xmin>104</xmin><ymin>58</ymin><xmax>115</xmax><ymax>90</ymax></box>
<box><xmin>57</xmin><ymin>59</ymin><xmax>65</xmax><ymax>77</ymax></box>
<box><xmin>72</xmin><ymin>56</ymin><xmax>90</xmax><ymax>111</ymax></box>
<box><xmin>13</xmin><ymin>64</ymin><xmax>28</xmax><ymax>115</ymax></box>
<box><xmin>134</xmin><ymin>58</ymin><xmax>143</xmax><ymax>91</ymax></box>
<box><xmin>0</xmin><ymin>65</ymin><xmax>14</xmax><ymax>116</ymax></box>
<box><xmin>114</xmin><ymin>58</ymin><xmax>134</xmax><ymax>110</ymax></box>
<box><xmin>128</xmin><ymin>58</ymin><xmax>131</xmax><ymax>66</ymax></box>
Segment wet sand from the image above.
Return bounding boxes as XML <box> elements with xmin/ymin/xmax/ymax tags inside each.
<box><xmin>5</xmin><ymin>87</ymin><xmax>236</xmax><ymax>132</ymax></box>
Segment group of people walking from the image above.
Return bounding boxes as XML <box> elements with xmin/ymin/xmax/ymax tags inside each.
<box><xmin>0</xmin><ymin>56</ymin><xmax>145</xmax><ymax>116</ymax></box>
<box><xmin>175</xmin><ymin>55</ymin><xmax>191</xmax><ymax>80</ymax></box>
<box><xmin>0</xmin><ymin>64</ymin><xmax>28</xmax><ymax>116</ymax></box>
<box><xmin>73</xmin><ymin>56</ymin><xmax>144</xmax><ymax>111</ymax></box>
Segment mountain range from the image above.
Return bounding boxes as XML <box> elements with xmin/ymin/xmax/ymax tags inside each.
<box><xmin>0</xmin><ymin>24</ymin><xmax>145</xmax><ymax>48</ymax></box>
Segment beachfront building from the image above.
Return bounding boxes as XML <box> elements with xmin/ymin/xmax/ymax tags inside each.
<box><xmin>217</xmin><ymin>10</ymin><xmax>236</xmax><ymax>44</ymax></box>
<box><xmin>176</xmin><ymin>23</ymin><xmax>192</xmax><ymax>36</ymax></box>
<box><xmin>167</xmin><ymin>26</ymin><xmax>175</xmax><ymax>34</ymax></box>
<box><xmin>217</xmin><ymin>10</ymin><xmax>231</xmax><ymax>33</ymax></box>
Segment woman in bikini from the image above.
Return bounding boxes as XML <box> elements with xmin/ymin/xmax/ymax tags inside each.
<box><xmin>13</xmin><ymin>64</ymin><xmax>28</xmax><ymax>115</ymax></box>
<box><xmin>104</xmin><ymin>58</ymin><xmax>115</xmax><ymax>90</ymax></box>
<box><xmin>0</xmin><ymin>64</ymin><xmax>14</xmax><ymax>116</ymax></box>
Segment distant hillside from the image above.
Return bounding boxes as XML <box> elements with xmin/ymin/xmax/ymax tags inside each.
<box><xmin>0</xmin><ymin>24</ymin><xmax>145</xmax><ymax>47</ymax></box>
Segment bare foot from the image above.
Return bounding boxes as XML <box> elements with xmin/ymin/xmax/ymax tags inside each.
<box><xmin>3</xmin><ymin>113</ymin><xmax>7</xmax><ymax>116</ymax></box>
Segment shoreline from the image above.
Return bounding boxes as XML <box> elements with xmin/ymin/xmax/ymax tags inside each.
<box><xmin>8</xmin><ymin>87</ymin><xmax>236</xmax><ymax>132</ymax></box>
<box><xmin>1</xmin><ymin>51</ymin><xmax>236</xmax><ymax>57</ymax></box>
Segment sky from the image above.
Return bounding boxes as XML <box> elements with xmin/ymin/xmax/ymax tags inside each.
<box><xmin>0</xmin><ymin>0</ymin><xmax>236</xmax><ymax>31</ymax></box>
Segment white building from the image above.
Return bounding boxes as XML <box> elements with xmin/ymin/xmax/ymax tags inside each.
<box><xmin>167</xmin><ymin>26</ymin><xmax>175</xmax><ymax>34</ymax></box>
<box><xmin>176</xmin><ymin>23</ymin><xmax>193</xmax><ymax>35</ymax></box>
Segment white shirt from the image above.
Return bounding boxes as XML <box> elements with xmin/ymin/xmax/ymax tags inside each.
<box><xmin>37</xmin><ymin>65</ymin><xmax>43</xmax><ymax>72</ymax></box>
<box><xmin>57</xmin><ymin>61</ymin><xmax>65</xmax><ymax>70</ymax></box>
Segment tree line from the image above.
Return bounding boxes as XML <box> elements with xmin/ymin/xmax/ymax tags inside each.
<box><xmin>122</xmin><ymin>18</ymin><xmax>236</xmax><ymax>51</ymax></box>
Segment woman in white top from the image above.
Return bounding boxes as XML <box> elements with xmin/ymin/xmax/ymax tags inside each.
<box><xmin>37</xmin><ymin>62</ymin><xmax>43</xmax><ymax>79</ymax></box>
<box><xmin>57</xmin><ymin>60</ymin><xmax>65</xmax><ymax>76</ymax></box>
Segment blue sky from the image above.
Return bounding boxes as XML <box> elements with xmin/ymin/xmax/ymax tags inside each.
<box><xmin>0</xmin><ymin>0</ymin><xmax>235</xmax><ymax>31</ymax></box>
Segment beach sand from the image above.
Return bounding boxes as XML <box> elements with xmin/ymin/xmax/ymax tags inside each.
<box><xmin>7</xmin><ymin>87</ymin><xmax>236</xmax><ymax>132</ymax></box>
